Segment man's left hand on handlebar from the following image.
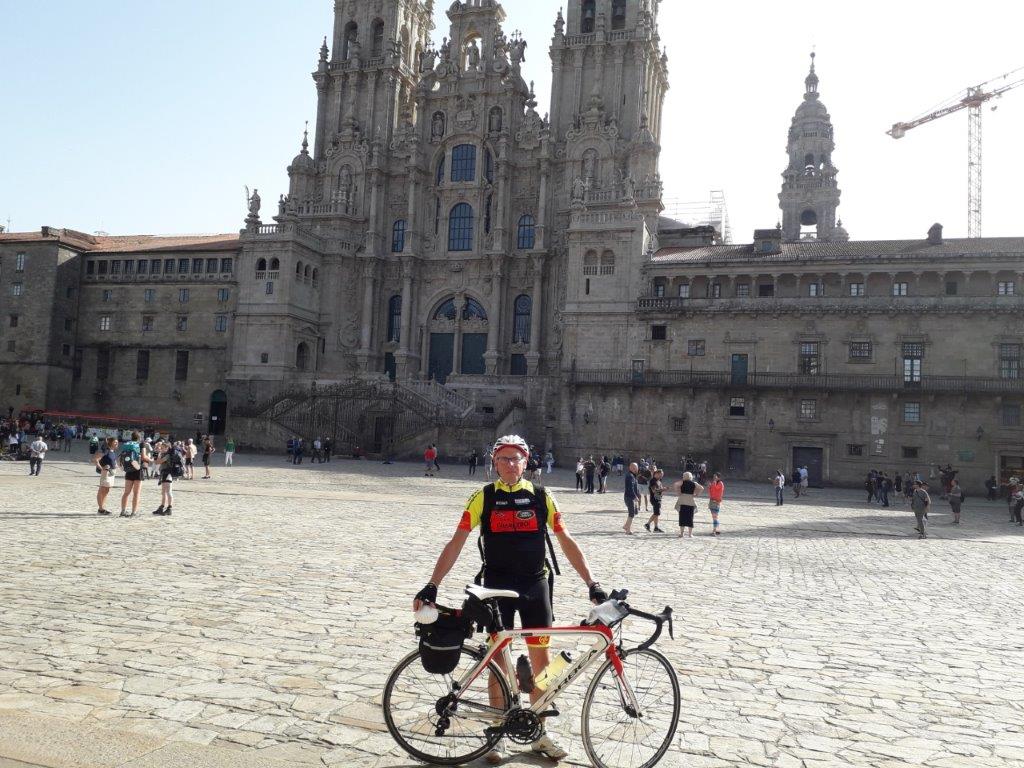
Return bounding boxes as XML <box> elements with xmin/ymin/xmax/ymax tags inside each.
<box><xmin>588</xmin><ymin>581</ymin><xmax>608</xmax><ymax>604</ymax></box>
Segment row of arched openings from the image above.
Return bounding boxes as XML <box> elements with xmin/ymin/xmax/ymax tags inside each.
<box><xmin>254</xmin><ymin>258</ymin><xmax>318</xmax><ymax>283</ymax></box>
<box><xmin>340</xmin><ymin>20</ymin><xmax>413</xmax><ymax>63</ymax></box>
<box><xmin>390</xmin><ymin>209</ymin><xmax>535</xmax><ymax>253</ymax></box>
<box><xmin>580</xmin><ymin>0</ymin><xmax>627</xmax><ymax>33</ymax></box>
<box><xmin>385</xmin><ymin>295</ymin><xmax>532</xmax><ymax>344</ymax></box>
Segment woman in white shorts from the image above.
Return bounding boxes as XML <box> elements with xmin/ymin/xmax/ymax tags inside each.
<box><xmin>93</xmin><ymin>437</ymin><xmax>119</xmax><ymax>516</ymax></box>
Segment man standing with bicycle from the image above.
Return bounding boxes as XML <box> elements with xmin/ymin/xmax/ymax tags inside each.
<box><xmin>414</xmin><ymin>434</ymin><xmax>607</xmax><ymax>763</ymax></box>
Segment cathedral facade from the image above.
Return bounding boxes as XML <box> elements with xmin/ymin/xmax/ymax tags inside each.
<box><xmin>3</xmin><ymin>0</ymin><xmax>1023</xmax><ymax>490</ymax></box>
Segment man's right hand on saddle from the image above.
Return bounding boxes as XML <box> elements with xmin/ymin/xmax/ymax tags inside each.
<box><xmin>412</xmin><ymin>582</ymin><xmax>438</xmax><ymax>612</ymax></box>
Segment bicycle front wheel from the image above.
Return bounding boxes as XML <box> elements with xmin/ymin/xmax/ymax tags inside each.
<box><xmin>581</xmin><ymin>648</ymin><xmax>681</xmax><ymax>768</ymax></box>
<box><xmin>382</xmin><ymin>644</ymin><xmax>512</xmax><ymax>766</ymax></box>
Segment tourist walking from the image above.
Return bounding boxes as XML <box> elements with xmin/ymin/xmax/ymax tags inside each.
<box><xmin>94</xmin><ymin>437</ymin><xmax>119</xmax><ymax>516</ymax></box>
<box><xmin>185</xmin><ymin>438</ymin><xmax>197</xmax><ymax>477</ymax></box>
<box><xmin>864</xmin><ymin>472</ymin><xmax>875</xmax><ymax>503</ymax></box>
<box><xmin>911</xmin><ymin>480</ymin><xmax>931</xmax><ymax>539</ymax></box>
<box><xmin>312</xmin><ymin>437</ymin><xmax>323</xmax><ymax>463</ymax></box>
<box><xmin>707</xmin><ymin>473</ymin><xmax>725</xmax><ymax>535</ymax></box>
<box><xmin>903</xmin><ymin>472</ymin><xmax>914</xmax><ymax>504</ymax></box>
<box><xmin>948</xmin><ymin>478</ymin><xmax>964</xmax><ymax>524</ymax></box>
<box><xmin>644</xmin><ymin>468</ymin><xmax>665</xmax><ymax>533</ymax></box>
<box><xmin>543</xmin><ymin>450</ymin><xmax>554</xmax><ymax>474</ymax></box>
<box><xmin>224</xmin><ymin>436</ymin><xmax>235</xmax><ymax>466</ymax></box>
<box><xmin>879</xmin><ymin>473</ymin><xmax>892</xmax><ymax>507</ymax></box>
<box><xmin>323</xmin><ymin>437</ymin><xmax>333</xmax><ymax>462</ymax></box>
<box><xmin>424</xmin><ymin>444</ymin><xmax>437</xmax><ymax>477</ymax></box>
<box><xmin>985</xmin><ymin>475</ymin><xmax>997</xmax><ymax>502</ymax></box>
<box><xmin>431</xmin><ymin>444</ymin><xmax>441</xmax><ymax>473</ymax></box>
<box><xmin>202</xmin><ymin>436</ymin><xmax>215</xmax><ymax>478</ymax></box>
<box><xmin>118</xmin><ymin>432</ymin><xmax>145</xmax><ymax>518</ymax></box>
<box><xmin>799</xmin><ymin>466</ymin><xmax>809</xmax><ymax>495</ymax></box>
<box><xmin>484</xmin><ymin>447</ymin><xmax>493</xmax><ymax>479</ymax></box>
<box><xmin>773</xmin><ymin>470</ymin><xmax>786</xmax><ymax>506</ymax></box>
<box><xmin>1011</xmin><ymin>480</ymin><xmax>1023</xmax><ymax>526</ymax></box>
<box><xmin>584</xmin><ymin>455</ymin><xmax>596</xmax><ymax>493</ymax></box>
<box><xmin>623</xmin><ymin>462</ymin><xmax>640</xmax><ymax>534</ymax></box>
<box><xmin>637</xmin><ymin>461</ymin><xmax>653</xmax><ymax>511</ymax></box>
<box><xmin>152</xmin><ymin>439</ymin><xmax>183</xmax><ymax>516</ymax></box>
<box><xmin>792</xmin><ymin>467</ymin><xmax>803</xmax><ymax>498</ymax></box>
<box><xmin>674</xmin><ymin>471</ymin><xmax>704</xmax><ymax>538</ymax></box>
<box><xmin>575</xmin><ymin>457</ymin><xmax>584</xmax><ymax>491</ymax></box>
<box><xmin>468</xmin><ymin>449</ymin><xmax>479</xmax><ymax>475</ymax></box>
<box><xmin>28</xmin><ymin>435</ymin><xmax>47</xmax><ymax>476</ymax></box>
<box><xmin>598</xmin><ymin>455</ymin><xmax>610</xmax><ymax>493</ymax></box>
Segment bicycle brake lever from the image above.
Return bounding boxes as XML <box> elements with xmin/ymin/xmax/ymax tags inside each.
<box><xmin>663</xmin><ymin>607</ymin><xmax>674</xmax><ymax>640</ymax></box>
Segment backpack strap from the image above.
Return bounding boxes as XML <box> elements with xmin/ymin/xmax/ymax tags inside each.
<box><xmin>474</xmin><ymin>483</ymin><xmax>496</xmax><ymax>586</ymax></box>
<box><xmin>533</xmin><ymin>486</ymin><xmax>561</xmax><ymax>577</ymax></box>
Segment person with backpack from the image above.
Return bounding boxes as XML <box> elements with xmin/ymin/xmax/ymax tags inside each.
<box><xmin>118</xmin><ymin>431</ymin><xmax>145</xmax><ymax>518</ymax></box>
<box><xmin>413</xmin><ymin>435</ymin><xmax>607</xmax><ymax>764</ymax></box>
<box><xmin>93</xmin><ymin>436</ymin><xmax>119</xmax><ymax>516</ymax></box>
<box><xmin>911</xmin><ymin>480</ymin><xmax>931</xmax><ymax>539</ymax></box>
<box><xmin>152</xmin><ymin>439</ymin><xmax>184</xmax><ymax>516</ymax></box>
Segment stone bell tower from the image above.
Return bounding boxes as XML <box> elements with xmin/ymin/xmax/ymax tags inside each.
<box><xmin>779</xmin><ymin>53</ymin><xmax>844</xmax><ymax>242</ymax></box>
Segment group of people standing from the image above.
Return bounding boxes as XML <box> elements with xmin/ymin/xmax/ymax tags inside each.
<box><xmin>621</xmin><ymin>460</ymin><xmax>726</xmax><ymax>538</ymax></box>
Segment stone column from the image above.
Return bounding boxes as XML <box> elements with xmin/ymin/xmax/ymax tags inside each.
<box><xmin>453</xmin><ymin>294</ymin><xmax>466</xmax><ymax>375</ymax></box>
<box><xmin>355</xmin><ymin>259</ymin><xmax>377</xmax><ymax>372</ymax></box>
<box><xmin>396</xmin><ymin>257</ymin><xmax>415</xmax><ymax>378</ymax></box>
<box><xmin>536</xmin><ymin>159</ymin><xmax>550</xmax><ymax>251</ymax></box>
<box><xmin>527</xmin><ymin>254</ymin><xmax>545</xmax><ymax>375</ymax></box>
<box><xmin>314</xmin><ymin>79</ymin><xmax>328</xmax><ymax>161</ymax></box>
<box><xmin>484</xmin><ymin>255</ymin><xmax>505</xmax><ymax>375</ymax></box>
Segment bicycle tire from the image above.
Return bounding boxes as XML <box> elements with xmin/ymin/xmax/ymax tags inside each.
<box><xmin>382</xmin><ymin>643</ymin><xmax>512</xmax><ymax>766</ymax></box>
<box><xmin>580</xmin><ymin>647</ymin><xmax>681</xmax><ymax>768</ymax></box>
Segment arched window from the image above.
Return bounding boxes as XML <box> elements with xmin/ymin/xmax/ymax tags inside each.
<box><xmin>600</xmin><ymin>251</ymin><xmax>615</xmax><ymax>275</ymax></box>
<box><xmin>387</xmin><ymin>295</ymin><xmax>402</xmax><ymax>343</ymax></box>
<box><xmin>270</xmin><ymin>258</ymin><xmax>280</xmax><ymax>271</ymax></box>
<box><xmin>583</xmin><ymin>250</ymin><xmax>598</xmax><ymax>275</ymax></box>
<box><xmin>512</xmin><ymin>294</ymin><xmax>532</xmax><ymax>344</ymax></box>
<box><xmin>296</xmin><ymin>342</ymin><xmax>310</xmax><ymax>371</ymax></box>
<box><xmin>256</xmin><ymin>258</ymin><xmax>267</xmax><ymax>273</ymax></box>
<box><xmin>400</xmin><ymin>28</ymin><xmax>410</xmax><ymax>65</ymax></box>
<box><xmin>451</xmin><ymin>144</ymin><xmax>476</xmax><ymax>182</ymax></box>
<box><xmin>391</xmin><ymin>219</ymin><xmax>406</xmax><ymax>253</ymax></box>
<box><xmin>434</xmin><ymin>299</ymin><xmax>457</xmax><ymax>321</ymax></box>
<box><xmin>517</xmin><ymin>215</ymin><xmax>536</xmax><ymax>250</ymax></box>
<box><xmin>312</xmin><ymin>268</ymin><xmax>319</xmax><ymax>286</ymax></box>
<box><xmin>436</xmin><ymin>153</ymin><xmax>445</xmax><ymax>185</ymax></box>
<box><xmin>612</xmin><ymin>0</ymin><xmax>627</xmax><ymax>29</ymax></box>
<box><xmin>448</xmin><ymin>203</ymin><xmax>474</xmax><ymax>251</ymax></box>
<box><xmin>434</xmin><ymin>196</ymin><xmax>441</xmax><ymax>234</ymax></box>
<box><xmin>485</xmin><ymin>149</ymin><xmax>494</xmax><ymax>183</ymax></box>
<box><xmin>296</xmin><ymin>260</ymin><xmax>304</xmax><ymax>276</ymax></box>
<box><xmin>371</xmin><ymin>19</ymin><xmax>385</xmax><ymax>57</ymax></box>
<box><xmin>581</xmin><ymin>0</ymin><xmax>596</xmax><ymax>33</ymax></box>
<box><xmin>342</xmin><ymin>22</ymin><xmax>358</xmax><ymax>60</ymax></box>
<box><xmin>462</xmin><ymin>298</ymin><xmax>487</xmax><ymax>321</ymax></box>
<box><xmin>484</xmin><ymin>195</ymin><xmax>492</xmax><ymax>234</ymax></box>
<box><xmin>304</xmin><ymin>264</ymin><xmax>311</xmax><ymax>279</ymax></box>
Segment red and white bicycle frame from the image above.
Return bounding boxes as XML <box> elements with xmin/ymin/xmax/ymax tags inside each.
<box><xmin>452</xmin><ymin>623</ymin><xmax>641</xmax><ymax>717</ymax></box>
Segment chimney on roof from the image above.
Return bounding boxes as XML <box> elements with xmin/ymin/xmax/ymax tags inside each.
<box><xmin>753</xmin><ymin>227</ymin><xmax>783</xmax><ymax>254</ymax></box>
<box><xmin>927</xmin><ymin>223</ymin><xmax>943</xmax><ymax>245</ymax></box>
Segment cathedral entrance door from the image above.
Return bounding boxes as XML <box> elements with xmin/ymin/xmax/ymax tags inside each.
<box><xmin>208</xmin><ymin>390</ymin><xmax>227</xmax><ymax>435</ymax></box>
<box><xmin>429</xmin><ymin>333</ymin><xmax>455</xmax><ymax>383</ymax></box>
<box><xmin>461</xmin><ymin>334</ymin><xmax>487</xmax><ymax>376</ymax></box>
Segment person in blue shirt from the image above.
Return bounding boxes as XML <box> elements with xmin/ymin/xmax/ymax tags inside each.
<box><xmin>623</xmin><ymin>462</ymin><xmax>641</xmax><ymax>534</ymax></box>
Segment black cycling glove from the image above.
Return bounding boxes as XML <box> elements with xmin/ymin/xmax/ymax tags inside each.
<box><xmin>415</xmin><ymin>583</ymin><xmax>438</xmax><ymax>605</ymax></box>
<box><xmin>588</xmin><ymin>582</ymin><xmax>608</xmax><ymax>604</ymax></box>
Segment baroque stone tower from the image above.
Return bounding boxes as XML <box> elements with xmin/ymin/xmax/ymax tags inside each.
<box><xmin>779</xmin><ymin>53</ymin><xmax>844</xmax><ymax>242</ymax></box>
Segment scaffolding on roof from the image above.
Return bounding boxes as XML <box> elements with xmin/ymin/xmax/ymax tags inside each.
<box><xmin>661</xmin><ymin>190</ymin><xmax>732</xmax><ymax>244</ymax></box>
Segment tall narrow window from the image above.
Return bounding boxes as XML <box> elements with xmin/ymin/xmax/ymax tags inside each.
<box><xmin>136</xmin><ymin>350</ymin><xmax>150</xmax><ymax>381</ymax></box>
<box><xmin>96</xmin><ymin>348</ymin><xmax>111</xmax><ymax>380</ymax></box>
<box><xmin>436</xmin><ymin>154</ymin><xmax>446</xmax><ymax>185</ymax></box>
<box><xmin>450</xmin><ymin>144</ymin><xmax>476</xmax><ymax>182</ymax></box>
<box><xmin>392</xmin><ymin>220</ymin><xmax>406</xmax><ymax>253</ymax></box>
<box><xmin>192</xmin><ymin>257</ymin><xmax>204</xmax><ymax>274</ymax></box>
<box><xmin>434</xmin><ymin>197</ymin><xmax>441</xmax><ymax>234</ymax></box>
<box><xmin>175</xmin><ymin>350</ymin><xmax>189</xmax><ymax>381</ymax></box>
<box><xmin>1000</xmin><ymin>343</ymin><xmax>1021</xmax><ymax>380</ymax></box>
<box><xmin>385</xmin><ymin>294</ymin><xmax>401</xmax><ymax>342</ymax></box>
<box><xmin>484</xmin><ymin>195</ymin><xmax>492</xmax><ymax>234</ymax></box>
<box><xmin>371</xmin><ymin>18</ymin><xmax>385</xmax><ymax>57</ymax></box>
<box><xmin>448</xmin><ymin>203</ymin><xmax>474</xmax><ymax>251</ymax></box>
<box><xmin>512</xmin><ymin>294</ymin><xmax>532</xmax><ymax>344</ymax></box>
<box><xmin>611</xmin><ymin>0</ymin><xmax>627</xmax><ymax>29</ymax></box>
<box><xmin>15</xmin><ymin>253</ymin><xmax>26</xmax><ymax>272</ymax></box>
<box><xmin>485</xmin><ymin>149</ymin><xmax>494</xmax><ymax>182</ymax></box>
<box><xmin>581</xmin><ymin>0</ymin><xmax>596</xmax><ymax>33</ymax></box>
<box><xmin>178</xmin><ymin>258</ymin><xmax>189</xmax><ymax>274</ymax></box>
<box><xmin>799</xmin><ymin>342</ymin><xmax>820</xmax><ymax>374</ymax></box>
<box><xmin>903</xmin><ymin>342</ymin><xmax>924</xmax><ymax>385</ymax></box>
<box><xmin>517</xmin><ymin>215</ymin><xmax>536</xmax><ymax>250</ymax></box>
<box><xmin>342</xmin><ymin>21</ymin><xmax>358</xmax><ymax>60</ymax></box>
<box><xmin>296</xmin><ymin>342</ymin><xmax>310</xmax><ymax>371</ymax></box>
<box><xmin>583</xmin><ymin>251</ymin><xmax>598</xmax><ymax>276</ymax></box>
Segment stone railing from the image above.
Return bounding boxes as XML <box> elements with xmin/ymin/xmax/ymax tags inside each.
<box><xmin>564</xmin><ymin>33</ymin><xmax>596</xmax><ymax>46</ymax></box>
<box><xmin>403</xmin><ymin>379</ymin><xmax>474</xmax><ymax>419</ymax></box>
<box><xmin>636</xmin><ymin>295</ymin><xmax>1024</xmax><ymax>315</ymax></box>
<box><xmin>567</xmin><ymin>368</ymin><xmax>1024</xmax><ymax>395</ymax></box>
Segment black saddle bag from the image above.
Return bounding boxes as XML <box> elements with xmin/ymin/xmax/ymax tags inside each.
<box><xmin>417</xmin><ymin>612</ymin><xmax>473</xmax><ymax>675</ymax></box>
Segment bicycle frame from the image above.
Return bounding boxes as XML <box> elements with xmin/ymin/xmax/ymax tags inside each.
<box><xmin>450</xmin><ymin>622</ymin><xmax>641</xmax><ymax>719</ymax></box>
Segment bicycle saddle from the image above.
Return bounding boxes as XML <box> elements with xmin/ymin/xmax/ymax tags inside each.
<box><xmin>465</xmin><ymin>584</ymin><xmax>519</xmax><ymax>601</ymax></box>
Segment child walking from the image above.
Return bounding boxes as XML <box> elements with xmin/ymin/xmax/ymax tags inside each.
<box><xmin>644</xmin><ymin>469</ymin><xmax>666</xmax><ymax>532</ymax></box>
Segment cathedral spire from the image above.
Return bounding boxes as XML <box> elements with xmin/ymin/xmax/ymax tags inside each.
<box><xmin>301</xmin><ymin>121</ymin><xmax>309</xmax><ymax>155</ymax></box>
<box><xmin>805</xmin><ymin>51</ymin><xmax>818</xmax><ymax>97</ymax></box>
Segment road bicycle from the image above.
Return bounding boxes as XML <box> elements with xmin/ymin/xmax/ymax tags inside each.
<box><xmin>383</xmin><ymin>585</ymin><xmax>680</xmax><ymax>768</ymax></box>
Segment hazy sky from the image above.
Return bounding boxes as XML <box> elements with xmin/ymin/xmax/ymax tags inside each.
<box><xmin>2</xmin><ymin>1</ymin><xmax>1021</xmax><ymax>241</ymax></box>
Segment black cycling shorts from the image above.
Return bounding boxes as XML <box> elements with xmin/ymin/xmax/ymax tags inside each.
<box><xmin>483</xmin><ymin>576</ymin><xmax>553</xmax><ymax>647</ymax></box>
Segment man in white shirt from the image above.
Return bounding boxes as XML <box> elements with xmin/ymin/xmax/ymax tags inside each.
<box><xmin>29</xmin><ymin>436</ymin><xmax>48</xmax><ymax>476</ymax></box>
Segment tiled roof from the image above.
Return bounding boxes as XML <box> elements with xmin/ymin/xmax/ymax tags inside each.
<box><xmin>0</xmin><ymin>229</ymin><xmax>240</xmax><ymax>254</ymax></box>
<box><xmin>653</xmin><ymin>237</ymin><xmax>1024</xmax><ymax>265</ymax></box>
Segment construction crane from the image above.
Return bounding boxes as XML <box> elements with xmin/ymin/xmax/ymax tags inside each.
<box><xmin>888</xmin><ymin>65</ymin><xmax>1024</xmax><ymax>237</ymax></box>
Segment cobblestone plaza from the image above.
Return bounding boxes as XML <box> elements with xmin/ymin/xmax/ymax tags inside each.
<box><xmin>1</xmin><ymin>449</ymin><xmax>1023</xmax><ymax>767</ymax></box>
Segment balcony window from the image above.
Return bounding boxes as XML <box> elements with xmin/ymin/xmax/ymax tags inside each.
<box><xmin>808</xmin><ymin>282</ymin><xmax>823</xmax><ymax>297</ymax></box>
<box><xmin>214</xmin><ymin>315</ymin><xmax>228</xmax><ymax>332</ymax></box>
<box><xmin>710</xmin><ymin>283</ymin><xmax>721</xmax><ymax>299</ymax></box>
<box><xmin>1002</xmin><ymin>404</ymin><xmax>1022</xmax><ymax>428</ymax></box>
<box><xmin>600</xmin><ymin>252</ymin><xmax>615</xmax><ymax>276</ymax></box>
<box><xmin>15</xmin><ymin>253</ymin><xmax>25</xmax><ymax>272</ymax></box>
<box><xmin>849</xmin><ymin>282</ymin><xmax>865</xmax><ymax>297</ymax></box>
<box><xmin>221</xmin><ymin>258</ymin><xmax>233</xmax><ymax>274</ymax></box>
<box><xmin>110</xmin><ymin>260</ymin><xmax>121</xmax><ymax>274</ymax></box>
<box><xmin>151</xmin><ymin>259</ymin><xmax>162</xmax><ymax>275</ymax></box>
<box><xmin>144</xmin><ymin>288</ymin><xmax>155</xmax><ymax>302</ymax></box>
<box><xmin>758</xmin><ymin>284</ymin><xmax>775</xmax><ymax>298</ymax></box>
<box><xmin>9</xmin><ymin>315</ymin><xmax>17</xmax><ymax>328</ymax></box>
<box><xmin>164</xmin><ymin>258</ymin><xmax>174</xmax><ymax>274</ymax></box>
<box><xmin>206</xmin><ymin>258</ymin><xmax>218</xmax><ymax>274</ymax></box>
<box><xmin>903</xmin><ymin>402</ymin><xmax>921</xmax><ymax>424</ymax></box>
<box><xmin>136</xmin><ymin>350</ymin><xmax>150</xmax><ymax>381</ymax></box>
<box><xmin>1000</xmin><ymin>343</ymin><xmax>1021</xmax><ymax>380</ymax></box>
<box><xmin>102</xmin><ymin>289</ymin><xmax>112</xmax><ymax>302</ymax></box>
<box><xmin>512</xmin><ymin>295</ymin><xmax>531</xmax><ymax>344</ymax></box>
<box><xmin>651</xmin><ymin>325</ymin><xmax>667</xmax><ymax>341</ymax></box>
<box><xmin>903</xmin><ymin>342</ymin><xmax>924</xmax><ymax>385</ymax></box>
<box><xmin>735</xmin><ymin>284</ymin><xmax>750</xmax><ymax>298</ymax></box>
<box><xmin>136</xmin><ymin>259</ymin><xmax>147</xmax><ymax>275</ymax></box>
<box><xmin>11</xmin><ymin>283</ymin><xmax>22</xmax><ymax>297</ymax></box>
<box><xmin>678</xmin><ymin>283</ymin><xmax>690</xmax><ymax>299</ymax></box>
<box><xmin>688</xmin><ymin>339</ymin><xmax>705</xmax><ymax>357</ymax></box>
<box><xmin>123</xmin><ymin>260</ymin><xmax>134</xmax><ymax>275</ymax></box>
<box><xmin>217</xmin><ymin>288</ymin><xmax>230</xmax><ymax>302</ymax></box>
<box><xmin>998</xmin><ymin>281</ymin><xmax>1015</xmax><ymax>296</ymax></box>
<box><xmin>892</xmin><ymin>282</ymin><xmax>909</xmax><ymax>297</ymax></box>
<box><xmin>178</xmin><ymin>258</ymin><xmax>189</xmax><ymax>274</ymax></box>
<box><xmin>87</xmin><ymin>260</ymin><xmax>95</xmax><ymax>275</ymax></box>
<box><xmin>799</xmin><ymin>399</ymin><xmax>818</xmax><ymax>420</ymax></box>
<box><xmin>99</xmin><ymin>315</ymin><xmax>111</xmax><ymax>331</ymax></box>
<box><xmin>97</xmin><ymin>261</ymin><xmax>109</xmax><ymax>276</ymax></box>
<box><xmin>849</xmin><ymin>341</ymin><xmax>872</xmax><ymax>360</ymax></box>
<box><xmin>729</xmin><ymin>398</ymin><xmax>746</xmax><ymax>417</ymax></box>
<box><xmin>192</xmin><ymin>258</ymin><xmax>203</xmax><ymax>274</ymax></box>
<box><xmin>175</xmin><ymin>350</ymin><xmax>189</xmax><ymax>381</ymax></box>
<box><xmin>945</xmin><ymin>281</ymin><xmax>958</xmax><ymax>296</ymax></box>
<box><xmin>799</xmin><ymin>342</ymin><xmax>820</xmax><ymax>374</ymax></box>
<box><xmin>652</xmin><ymin>279</ymin><xmax>667</xmax><ymax>298</ymax></box>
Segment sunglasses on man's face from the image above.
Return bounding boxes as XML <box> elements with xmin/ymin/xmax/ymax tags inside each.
<box><xmin>494</xmin><ymin>455</ymin><xmax>526</xmax><ymax>465</ymax></box>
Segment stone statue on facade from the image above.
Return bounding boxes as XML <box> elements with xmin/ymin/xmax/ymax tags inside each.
<box><xmin>247</xmin><ymin>188</ymin><xmax>261</xmax><ymax>217</ymax></box>
<box><xmin>510</xmin><ymin>35</ymin><xmax>527</xmax><ymax>69</ymax></box>
<box><xmin>431</xmin><ymin>111</ymin><xmax>446</xmax><ymax>140</ymax></box>
<box><xmin>622</xmin><ymin>174</ymin><xmax>636</xmax><ymax>203</ymax></box>
<box><xmin>571</xmin><ymin>177</ymin><xmax>588</xmax><ymax>207</ymax></box>
<box><xmin>439</xmin><ymin>37</ymin><xmax>451</xmax><ymax>61</ymax></box>
<box><xmin>466</xmin><ymin>39</ymin><xmax>481</xmax><ymax>71</ymax></box>
<box><xmin>420</xmin><ymin>47</ymin><xmax>437</xmax><ymax>73</ymax></box>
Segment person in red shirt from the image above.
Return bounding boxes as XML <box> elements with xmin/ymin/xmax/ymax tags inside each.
<box><xmin>423</xmin><ymin>445</ymin><xmax>437</xmax><ymax>477</ymax></box>
<box><xmin>707</xmin><ymin>473</ymin><xmax>725</xmax><ymax>536</ymax></box>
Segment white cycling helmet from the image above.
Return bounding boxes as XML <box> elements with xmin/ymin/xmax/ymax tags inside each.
<box><xmin>492</xmin><ymin>434</ymin><xmax>530</xmax><ymax>458</ymax></box>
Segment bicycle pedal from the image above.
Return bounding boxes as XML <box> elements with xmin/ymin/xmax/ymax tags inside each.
<box><xmin>538</xmin><ymin>709</ymin><xmax>560</xmax><ymax>718</ymax></box>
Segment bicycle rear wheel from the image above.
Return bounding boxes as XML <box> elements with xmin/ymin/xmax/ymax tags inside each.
<box><xmin>580</xmin><ymin>648</ymin><xmax>680</xmax><ymax>768</ymax></box>
<box><xmin>382</xmin><ymin>644</ymin><xmax>512</xmax><ymax>766</ymax></box>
